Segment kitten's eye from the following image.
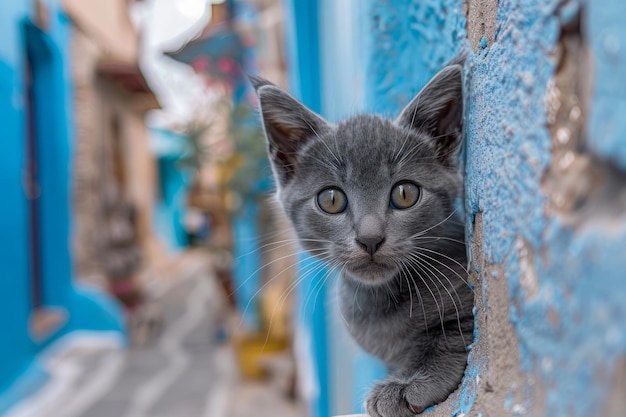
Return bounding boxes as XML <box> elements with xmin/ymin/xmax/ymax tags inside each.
<box><xmin>390</xmin><ymin>182</ymin><xmax>420</xmax><ymax>209</ymax></box>
<box><xmin>317</xmin><ymin>188</ymin><xmax>348</xmax><ymax>214</ymax></box>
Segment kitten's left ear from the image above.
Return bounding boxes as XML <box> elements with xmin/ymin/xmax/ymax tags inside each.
<box><xmin>249</xmin><ymin>75</ymin><xmax>330</xmax><ymax>186</ymax></box>
<box><xmin>396</xmin><ymin>64</ymin><xmax>464</xmax><ymax>166</ymax></box>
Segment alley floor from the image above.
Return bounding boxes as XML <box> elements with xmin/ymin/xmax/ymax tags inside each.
<box><xmin>5</xmin><ymin>251</ymin><xmax>307</xmax><ymax>417</ymax></box>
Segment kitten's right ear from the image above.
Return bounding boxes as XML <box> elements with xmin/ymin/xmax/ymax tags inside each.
<box><xmin>249</xmin><ymin>76</ymin><xmax>329</xmax><ymax>185</ymax></box>
<box><xmin>396</xmin><ymin>64</ymin><xmax>464</xmax><ymax>167</ymax></box>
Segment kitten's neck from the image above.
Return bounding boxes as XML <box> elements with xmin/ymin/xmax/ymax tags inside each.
<box><xmin>343</xmin><ymin>272</ymin><xmax>405</xmax><ymax>308</ymax></box>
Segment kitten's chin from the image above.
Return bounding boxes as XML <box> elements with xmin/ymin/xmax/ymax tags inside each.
<box><xmin>345</xmin><ymin>261</ymin><xmax>397</xmax><ymax>286</ymax></box>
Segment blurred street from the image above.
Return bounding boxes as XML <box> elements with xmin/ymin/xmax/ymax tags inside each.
<box><xmin>6</xmin><ymin>251</ymin><xmax>305</xmax><ymax>417</ymax></box>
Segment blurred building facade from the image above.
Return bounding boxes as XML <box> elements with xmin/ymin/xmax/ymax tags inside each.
<box><xmin>63</xmin><ymin>0</ymin><xmax>163</xmax><ymax>297</ymax></box>
<box><xmin>150</xmin><ymin>127</ymin><xmax>193</xmax><ymax>252</ymax></box>
<box><xmin>0</xmin><ymin>0</ymin><xmax>125</xmax><ymax>411</ymax></box>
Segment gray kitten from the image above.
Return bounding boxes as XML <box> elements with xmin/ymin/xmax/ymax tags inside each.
<box><xmin>250</xmin><ymin>61</ymin><xmax>473</xmax><ymax>417</ymax></box>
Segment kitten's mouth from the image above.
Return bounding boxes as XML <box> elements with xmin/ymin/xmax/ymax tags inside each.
<box><xmin>346</xmin><ymin>258</ymin><xmax>397</xmax><ymax>284</ymax></box>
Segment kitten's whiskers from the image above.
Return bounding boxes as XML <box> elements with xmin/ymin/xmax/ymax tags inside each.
<box><xmin>414</xmin><ymin>247</ymin><xmax>472</xmax><ymax>288</ymax></box>
<box><xmin>400</xmin><ymin>258</ymin><xmax>447</xmax><ymax>341</ymax></box>
<box><xmin>393</xmin><ymin>259</ymin><xmax>427</xmax><ymax>329</ymax></box>
<box><xmin>239</xmin><ymin>251</ymin><xmax>332</xmax><ymax>330</ymax></box>
<box><xmin>335</xmin><ymin>262</ymin><xmax>351</xmax><ymax>329</ymax></box>
<box><xmin>409</xmin><ymin>235</ymin><xmax>466</xmax><ymax>245</ymax></box>
<box><xmin>306</xmin><ymin>260</ymin><xmax>340</xmax><ymax>314</ymax></box>
<box><xmin>231</xmin><ymin>247</ymin><xmax>329</xmax><ymax>297</ymax></box>
<box><xmin>411</xmin><ymin>207</ymin><xmax>460</xmax><ymax>239</ymax></box>
<box><xmin>408</xmin><ymin>252</ymin><xmax>467</xmax><ymax>347</ymax></box>
<box><xmin>262</xmin><ymin>256</ymin><xmax>333</xmax><ymax>348</ymax></box>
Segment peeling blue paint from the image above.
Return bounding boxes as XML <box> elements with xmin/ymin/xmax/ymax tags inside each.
<box><xmin>450</xmin><ymin>306</ymin><xmax>481</xmax><ymax>416</ymax></box>
<box><xmin>504</xmin><ymin>392</ymin><xmax>513</xmax><ymax>410</ymax></box>
<box><xmin>465</xmin><ymin>0</ymin><xmax>560</xmax><ymax>392</ymax></box>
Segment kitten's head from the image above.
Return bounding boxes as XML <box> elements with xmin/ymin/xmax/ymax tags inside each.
<box><xmin>251</xmin><ymin>64</ymin><xmax>464</xmax><ymax>286</ymax></box>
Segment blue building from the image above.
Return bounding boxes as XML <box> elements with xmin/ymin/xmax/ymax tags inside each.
<box><xmin>150</xmin><ymin>127</ymin><xmax>193</xmax><ymax>252</ymax></box>
<box><xmin>0</xmin><ymin>1</ymin><xmax>124</xmax><ymax>412</ymax></box>
<box><xmin>280</xmin><ymin>0</ymin><xmax>626</xmax><ymax>416</ymax></box>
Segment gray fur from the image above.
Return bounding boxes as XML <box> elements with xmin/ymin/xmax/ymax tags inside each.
<box><xmin>251</xmin><ymin>61</ymin><xmax>473</xmax><ymax>416</ymax></box>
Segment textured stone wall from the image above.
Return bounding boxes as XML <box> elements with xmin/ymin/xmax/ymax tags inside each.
<box><xmin>463</xmin><ymin>1</ymin><xmax>626</xmax><ymax>415</ymax></box>
<box><xmin>364</xmin><ymin>0</ymin><xmax>626</xmax><ymax>416</ymax></box>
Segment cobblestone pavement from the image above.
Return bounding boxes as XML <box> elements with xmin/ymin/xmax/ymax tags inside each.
<box><xmin>4</xmin><ymin>252</ymin><xmax>307</xmax><ymax>417</ymax></box>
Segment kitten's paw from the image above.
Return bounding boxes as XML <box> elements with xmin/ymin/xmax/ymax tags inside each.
<box><xmin>365</xmin><ymin>379</ymin><xmax>429</xmax><ymax>417</ymax></box>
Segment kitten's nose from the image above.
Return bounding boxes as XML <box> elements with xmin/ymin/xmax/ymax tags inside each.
<box><xmin>356</xmin><ymin>215</ymin><xmax>385</xmax><ymax>256</ymax></box>
<box><xmin>356</xmin><ymin>235</ymin><xmax>385</xmax><ymax>256</ymax></box>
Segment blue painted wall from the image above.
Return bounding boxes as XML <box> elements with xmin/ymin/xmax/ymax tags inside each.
<box><xmin>364</xmin><ymin>0</ymin><xmax>466</xmax><ymax>115</ymax></box>
<box><xmin>0</xmin><ymin>0</ymin><xmax>37</xmax><ymax>400</ymax></box>
<box><xmin>150</xmin><ymin>127</ymin><xmax>192</xmax><ymax>252</ymax></box>
<box><xmin>280</xmin><ymin>0</ymin><xmax>626</xmax><ymax>415</ymax></box>
<box><xmin>0</xmin><ymin>1</ymin><xmax>124</xmax><ymax>410</ymax></box>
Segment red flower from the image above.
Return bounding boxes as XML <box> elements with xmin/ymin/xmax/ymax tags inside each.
<box><xmin>217</xmin><ymin>57</ymin><xmax>237</xmax><ymax>75</ymax></box>
<box><xmin>191</xmin><ymin>56</ymin><xmax>211</xmax><ymax>72</ymax></box>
